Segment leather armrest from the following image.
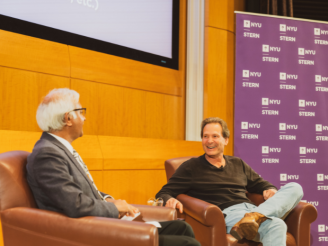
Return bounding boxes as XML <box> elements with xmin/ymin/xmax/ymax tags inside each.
<box><xmin>177</xmin><ymin>194</ymin><xmax>226</xmax><ymax>226</ymax></box>
<box><xmin>284</xmin><ymin>202</ymin><xmax>318</xmax><ymax>246</ymax></box>
<box><xmin>132</xmin><ymin>204</ymin><xmax>177</xmax><ymax>222</ymax></box>
<box><xmin>1</xmin><ymin>207</ymin><xmax>158</xmax><ymax>246</ymax></box>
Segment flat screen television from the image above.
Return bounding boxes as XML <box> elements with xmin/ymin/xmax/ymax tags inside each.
<box><xmin>0</xmin><ymin>0</ymin><xmax>179</xmax><ymax>70</ymax></box>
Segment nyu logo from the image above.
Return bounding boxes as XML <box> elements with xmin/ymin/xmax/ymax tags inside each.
<box><xmin>280</xmin><ymin>173</ymin><xmax>299</xmax><ymax>181</ymax></box>
<box><xmin>317</xmin><ymin>174</ymin><xmax>328</xmax><ymax>181</ymax></box>
<box><xmin>280</xmin><ymin>72</ymin><xmax>298</xmax><ymax>80</ymax></box>
<box><xmin>262</xmin><ymin>98</ymin><xmax>280</xmax><ymax>105</ymax></box>
<box><xmin>262</xmin><ymin>45</ymin><xmax>281</xmax><ymax>52</ymax></box>
<box><xmin>244</xmin><ymin>20</ymin><xmax>262</xmax><ymax>28</ymax></box>
<box><xmin>319</xmin><ymin>225</ymin><xmax>328</xmax><ymax>232</ymax></box>
<box><xmin>301</xmin><ymin>200</ymin><xmax>319</xmax><ymax>206</ymax></box>
<box><xmin>298</xmin><ymin>48</ymin><xmax>316</xmax><ymax>55</ymax></box>
<box><xmin>262</xmin><ymin>146</ymin><xmax>281</xmax><ymax>153</ymax></box>
<box><xmin>299</xmin><ymin>100</ymin><xmax>317</xmax><ymax>107</ymax></box>
<box><xmin>242</xmin><ymin>70</ymin><xmax>261</xmax><ymax>77</ymax></box>
<box><xmin>280</xmin><ymin>24</ymin><xmax>297</xmax><ymax>32</ymax></box>
<box><xmin>300</xmin><ymin>147</ymin><xmax>318</xmax><ymax>154</ymax></box>
<box><xmin>241</xmin><ymin>122</ymin><xmax>260</xmax><ymax>129</ymax></box>
<box><xmin>279</xmin><ymin>123</ymin><xmax>298</xmax><ymax>130</ymax></box>
<box><xmin>315</xmin><ymin>75</ymin><xmax>328</xmax><ymax>82</ymax></box>
<box><xmin>315</xmin><ymin>28</ymin><xmax>328</xmax><ymax>35</ymax></box>
<box><xmin>316</xmin><ymin>124</ymin><xmax>328</xmax><ymax>131</ymax></box>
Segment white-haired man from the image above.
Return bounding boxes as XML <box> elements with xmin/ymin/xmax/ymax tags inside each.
<box><xmin>156</xmin><ymin>117</ymin><xmax>304</xmax><ymax>246</ymax></box>
<box><xmin>27</xmin><ymin>88</ymin><xmax>200</xmax><ymax>246</ymax></box>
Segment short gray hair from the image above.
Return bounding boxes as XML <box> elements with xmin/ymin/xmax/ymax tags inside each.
<box><xmin>36</xmin><ymin>88</ymin><xmax>80</xmax><ymax>132</ymax></box>
<box><xmin>200</xmin><ymin>117</ymin><xmax>230</xmax><ymax>138</ymax></box>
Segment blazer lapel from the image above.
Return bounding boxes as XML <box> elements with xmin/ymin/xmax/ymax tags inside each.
<box><xmin>41</xmin><ymin>133</ymin><xmax>100</xmax><ymax>198</ymax></box>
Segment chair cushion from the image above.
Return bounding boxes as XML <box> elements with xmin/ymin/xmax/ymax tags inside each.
<box><xmin>0</xmin><ymin>151</ymin><xmax>36</xmax><ymax>211</ymax></box>
<box><xmin>227</xmin><ymin>232</ymin><xmax>296</xmax><ymax>246</ymax></box>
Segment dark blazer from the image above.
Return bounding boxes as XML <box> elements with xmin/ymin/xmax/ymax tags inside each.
<box><xmin>26</xmin><ymin>132</ymin><xmax>119</xmax><ymax>218</ymax></box>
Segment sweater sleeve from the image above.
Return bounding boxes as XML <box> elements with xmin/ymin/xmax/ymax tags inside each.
<box><xmin>243</xmin><ymin>159</ymin><xmax>277</xmax><ymax>194</ymax></box>
<box><xmin>156</xmin><ymin>161</ymin><xmax>192</xmax><ymax>205</ymax></box>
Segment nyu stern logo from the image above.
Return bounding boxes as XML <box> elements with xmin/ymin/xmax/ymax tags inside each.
<box><xmin>280</xmin><ymin>72</ymin><xmax>298</xmax><ymax>80</ymax></box>
<box><xmin>262</xmin><ymin>98</ymin><xmax>280</xmax><ymax>105</ymax></box>
<box><xmin>315</xmin><ymin>75</ymin><xmax>328</xmax><ymax>82</ymax></box>
<box><xmin>298</xmin><ymin>48</ymin><xmax>316</xmax><ymax>55</ymax></box>
<box><xmin>280</xmin><ymin>173</ymin><xmax>299</xmax><ymax>181</ymax></box>
<box><xmin>262</xmin><ymin>146</ymin><xmax>281</xmax><ymax>153</ymax></box>
<box><xmin>243</xmin><ymin>70</ymin><xmax>261</xmax><ymax>77</ymax></box>
<box><xmin>299</xmin><ymin>100</ymin><xmax>317</xmax><ymax>107</ymax></box>
<box><xmin>319</xmin><ymin>225</ymin><xmax>328</xmax><ymax>232</ymax></box>
<box><xmin>241</xmin><ymin>122</ymin><xmax>260</xmax><ymax>129</ymax></box>
<box><xmin>244</xmin><ymin>20</ymin><xmax>262</xmax><ymax>28</ymax></box>
<box><xmin>300</xmin><ymin>147</ymin><xmax>318</xmax><ymax>154</ymax></box>
<box><xmin>280</xmin><ymin>24</ymin><xmax>297</xmax><ymax>32</ymax></box>
<box><xmin>279</xmin><ymin>123</ymin><xmax>298</xmax><ymax>130</ymax></box>
<box><xmin>317</xmin><ymin>174</ymin><xmax>328</xmax><ymax>181</ymax></box>
<box><xmin>315</xmin><ymin>28</ymin><xmax>328</xmax><ymax>35</ymax></box>
<box><xmin>316</xmin><ymin>124</ymin><xmax>328</xmax><ymax>132</ymax></box>
<box><xmin>262</xmin><ymin>45</ymin><xmax>281</xmax><ymax>52</ymax></box>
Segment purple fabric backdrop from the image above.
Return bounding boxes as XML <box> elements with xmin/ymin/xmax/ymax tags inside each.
<box><xmin>235</xmin><ymin>13</ymin><xmax>328</xmax><ymax>245</ymax></box>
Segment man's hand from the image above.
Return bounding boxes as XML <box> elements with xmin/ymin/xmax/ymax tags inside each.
<box><xmin>110</xmin><ymin>199</ymin><xmax>139</xmax><ymax>218</ymax></box>
<box><xmin>165</xmin><ymin>198</ymin><xmax>183</xmax><ymax>213</ymax></box>
<box><xmin>263</xmin><ymin>189</ymin><xmax>277</xmax><ymax>200</ymax></box>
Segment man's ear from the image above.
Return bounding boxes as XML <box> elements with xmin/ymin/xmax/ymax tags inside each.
<box><xmin>224</xmin><ymin>137</ymin><xmax>229</xmax><ymax>146</ymax></box>
<box><xmin>64</xmin><ymin>112</ymin><xmax>73</xmax><ymax>126</ymax></box>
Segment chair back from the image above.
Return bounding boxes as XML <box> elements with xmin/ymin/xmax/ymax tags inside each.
<box><xmin>164</xmin><ymin>156</ymin><xmax>265</xmax><ymax>206</ymax></box>
<box><xmin>0</xmin><ymin>151</ymin><xmax>36</xmax><ymax>211</ymax></box>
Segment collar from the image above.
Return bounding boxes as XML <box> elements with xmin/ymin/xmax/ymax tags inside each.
<box><xmin>47</xmin><ymin>132</ymin><xmax>74</xmax><ymax>154</ymax></box>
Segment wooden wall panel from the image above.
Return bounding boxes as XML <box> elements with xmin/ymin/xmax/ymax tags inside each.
<box><xmin>0</xmin><ymin>30</ymin><xmax>70</xmax><ymax>77</ymax></box>
<box><xmin>0</xmin><ymin>130</ymin><xmax>40</xmax><ymax>152</ymax></box>
<box><xmin>205</xmin><ymin>0</ymin><xmax>235</xmax><ymax>32</ymax></box>
<box><xmin>203</xmin><ymin>28</ymin><xmax>235</xmax><ymax>156</ymax></box>
<box><xmin>103</xmin><ymin>170</ymin><xmax>167</xmax><ymax>205</ymax></box>
<box><xmin>98</xmin><ymin>135</ymin><xmax>204</xmax><ymax>170</ymax></box>
<box><xmin>69</xmin><ymin>46</ymin><xmax>182</xmax><ymax>96</ymax></box>
<box><xmin>89</xmin><ymin>171</ymin><xmax>104</xmax><ymax>192</ymax></box>
<box><xmin>0</xmin><ymin>220</ymin><xmax>3</xmax><ymax>246</ymax></box>
<box><xmin>0</xmin><ymin>67</ymin><xmax>70</xmax><ymax>132</ymax></box>
<box><xmin>72</xmin><ymin>79</ymin><xmax>185</xmax><ymax>139</ymax></box>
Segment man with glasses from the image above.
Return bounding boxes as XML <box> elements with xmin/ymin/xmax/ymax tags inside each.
<box><xmin>26</xmin><ymin>88</ymin><xmax>200</xmax><ymax>246</ymax></box>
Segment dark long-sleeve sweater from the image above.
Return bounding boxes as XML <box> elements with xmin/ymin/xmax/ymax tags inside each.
<box><xmin>156</xmin><ymin>154</ymin><xmax>277</xmax><ymax>211</ymax></box>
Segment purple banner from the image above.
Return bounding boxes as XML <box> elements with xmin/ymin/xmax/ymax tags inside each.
<box><xmin>235</xmin><ymin>12</ymin><xmax>328</xmax><ymax>245</ymax></box>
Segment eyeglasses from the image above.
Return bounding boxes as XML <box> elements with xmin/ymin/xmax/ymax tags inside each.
<box><xmin>68</xmin><ymin>108</ymin><xmax>86</xmax><ymax>117</ymax></box>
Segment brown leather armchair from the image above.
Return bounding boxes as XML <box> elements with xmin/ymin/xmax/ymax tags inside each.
<box><xmin>165</xmin><ymin>156</ymin><xmax>318</xmax><ymax>246</ymax></box>
<box><xmin>0</xmin><ymin>151</ymin><xmax>177</xmax><ymax>246</ymax></box>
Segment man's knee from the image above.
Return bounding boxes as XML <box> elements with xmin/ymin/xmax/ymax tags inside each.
<box><xmin>285</xmin><ymin>182</ymin><xmax>303</xmax><ymax>199</ymax></box>
<box><xmin>176</xmin><ymin>220</ymin><xmax>195</xmax><ymax>237</ymax></box>
<box><xmin>270</xmin><ymin>218</ymin><xmax>287</xmax><ymax>232</ymax></box>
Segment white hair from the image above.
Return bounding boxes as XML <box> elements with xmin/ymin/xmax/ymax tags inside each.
<box><xmin>36</xmin><ymin>88</ymin><xmax>80</xmax><ymax>132</ymax></box>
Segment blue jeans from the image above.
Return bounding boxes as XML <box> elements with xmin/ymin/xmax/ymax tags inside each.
<box><xmin>222</xmin><ymin>182</ymin><xmax>303</xmax><ymax>246</ymax></box>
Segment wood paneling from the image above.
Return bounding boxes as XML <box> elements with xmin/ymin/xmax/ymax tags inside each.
<box><xmin>68</xmin><ymin>1</ymin><xmax>187</xmax><ymax>97</ymax></box>
<box><xmin>0</xmin><ymin>30</ymin><xmax>70</xmax><ymax>77</ymax></box>
<box><xmin>98</xmin><ymin>135</ymin><xmax>204</xmax><ymax>170</ymax></box>
<box><xmin>72</xmin><ymin>79</ymin><xmax>185</xmax><ymax>139</ymax></box>
<box><xmin>89</xmin><ymin>171</ymin><xmax>104</xmax><ymax>192</ymax></box>
<box><xmin>0</xmin><ymin>130</ymin><xmax>41</xmax><ymax>153</ymax></box>
<box><xmin>203</xmin><ymin>28</ymin><xmax>235</xmax><ymax>156</ymax></box>
<box><xmin>0</xmin><ymin>67</ymin><xmax>70</xmax><ymax>132</ymax></box>
<box><xmin>103</xmin><ymin>170</ymin><xmax>167</xmax><ymax>205</ymax></box>
<box><xmin>205</xmin><ymin>0</ymin><xmax>235</xmax><ymax>32</ymax></box>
